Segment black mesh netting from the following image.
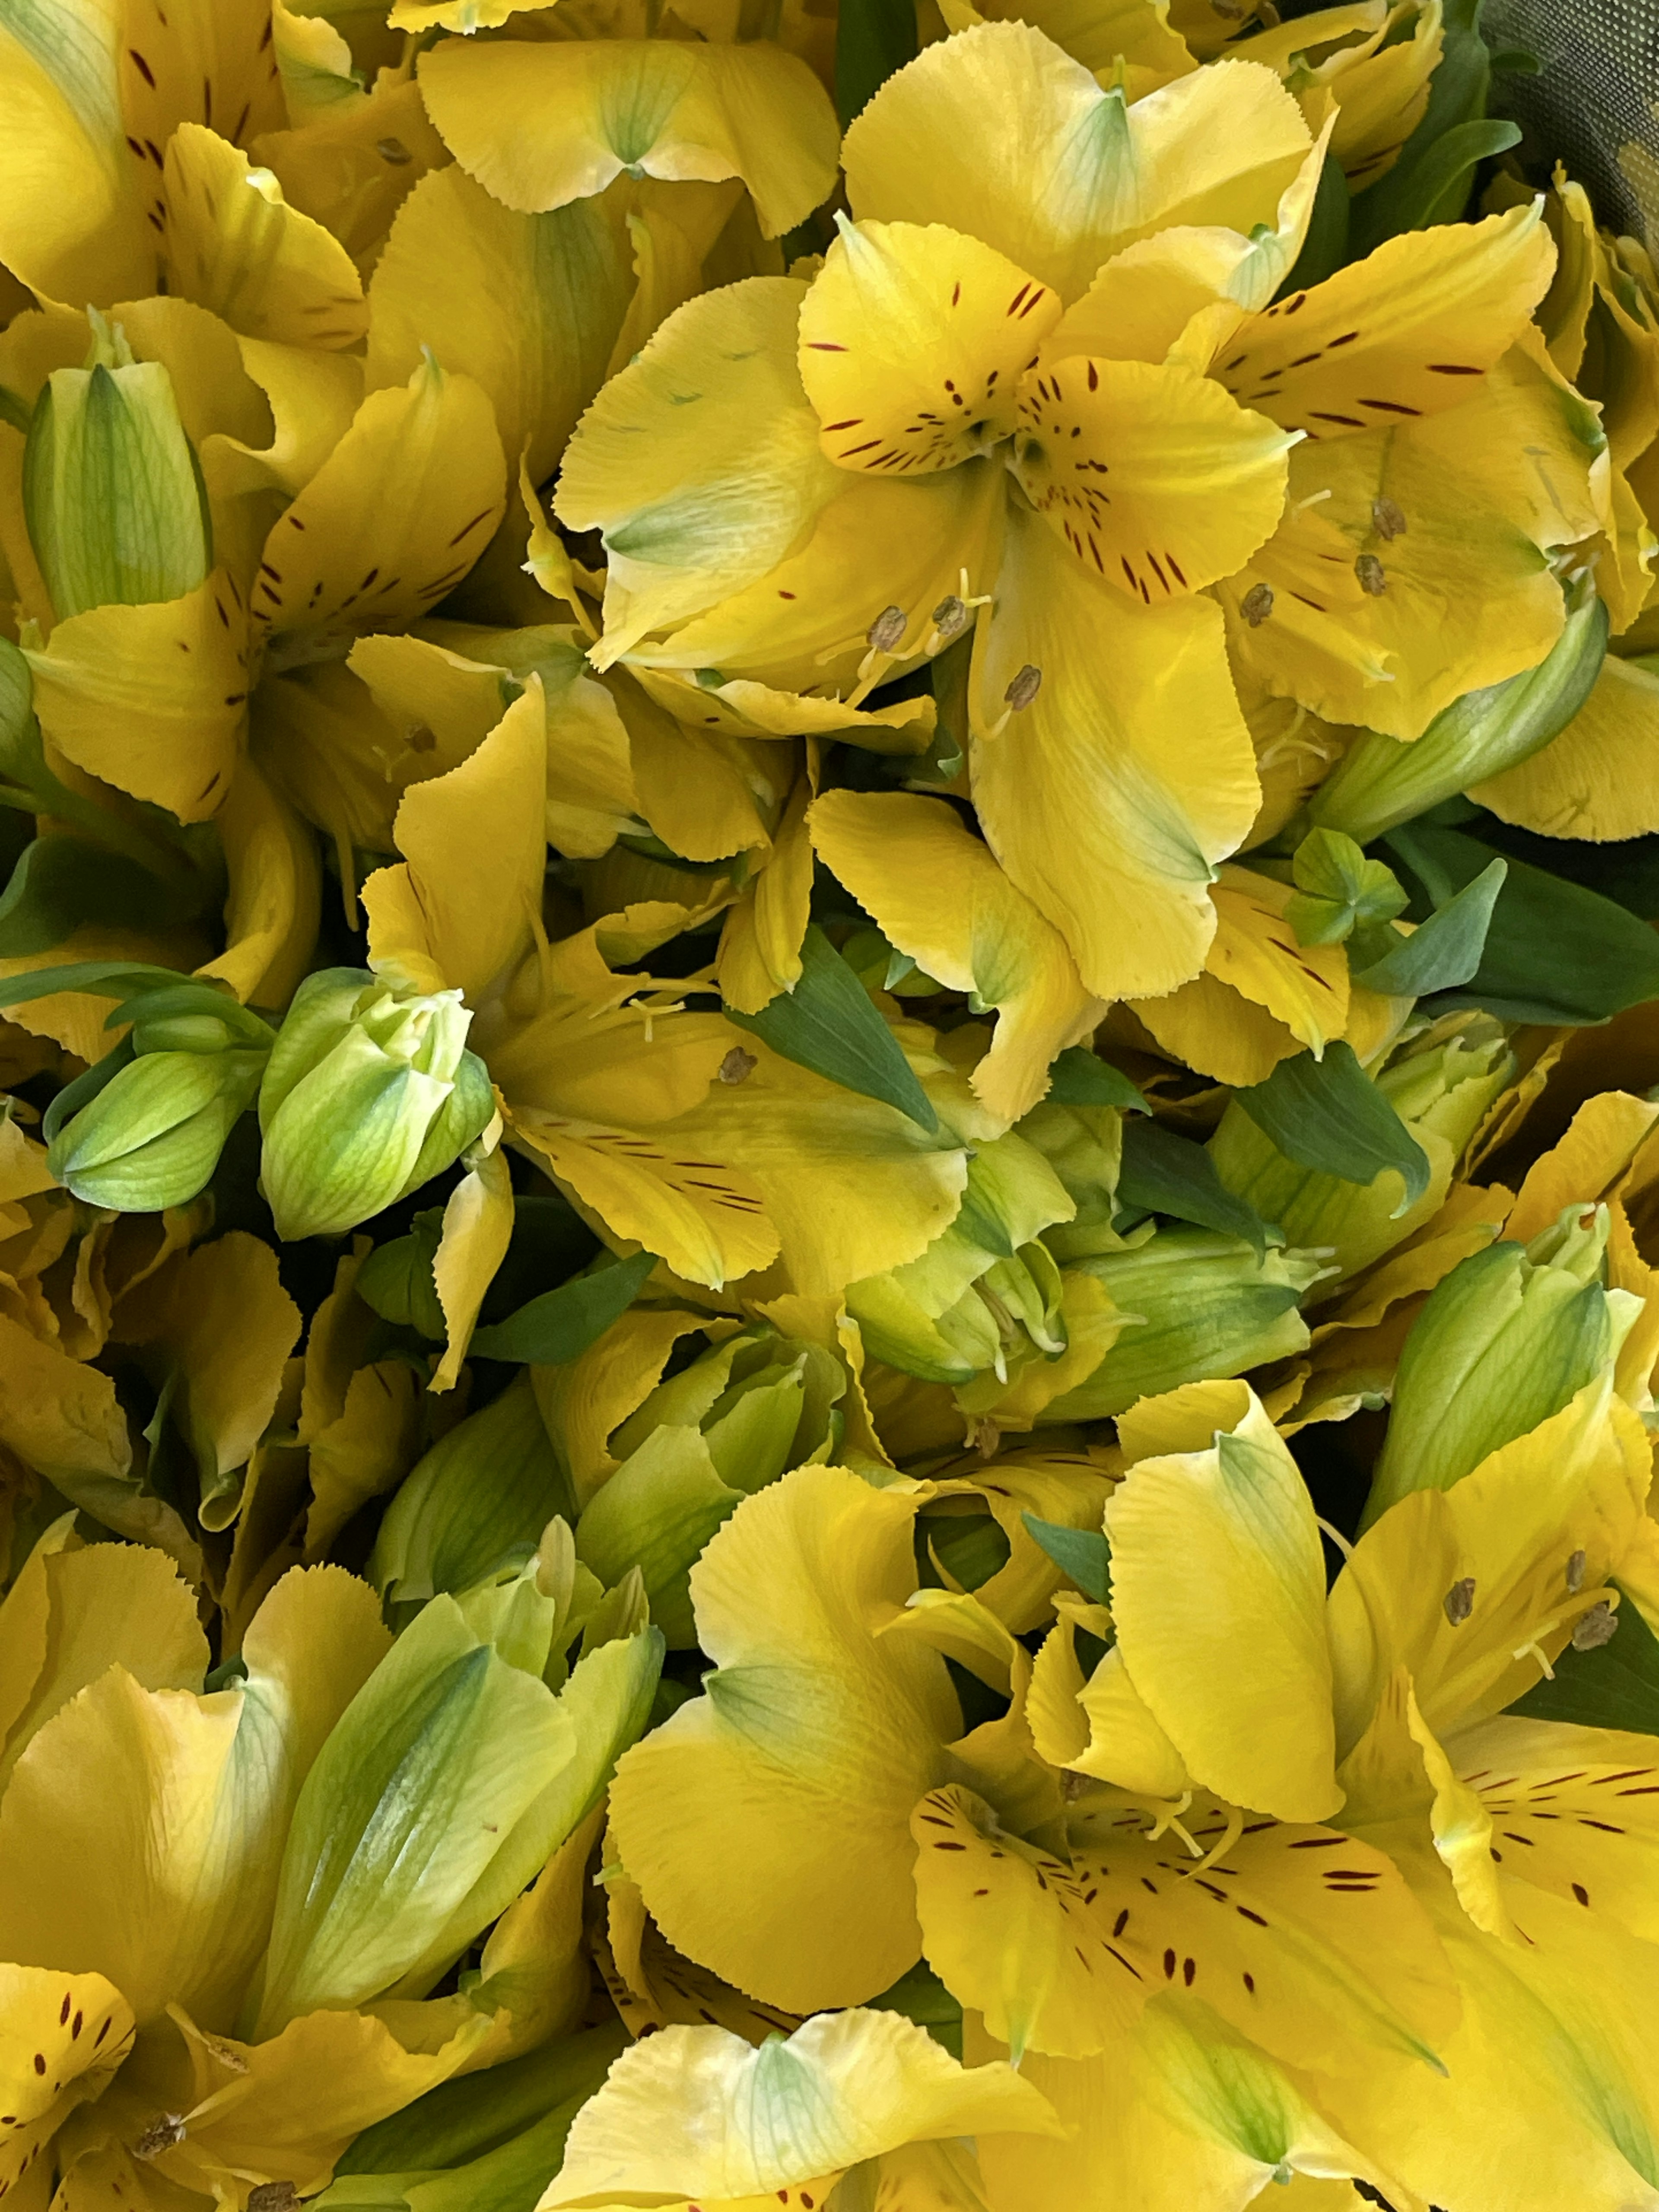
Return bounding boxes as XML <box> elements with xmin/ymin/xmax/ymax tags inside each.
<box><xmin>1484</xmin><ymin>0</ymin><xmax>1659</xmax><ymax>242</ymax></box>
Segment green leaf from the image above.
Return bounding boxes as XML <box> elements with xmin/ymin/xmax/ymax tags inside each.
<box><xmin>1117</xmin><ymin>1116</ymin><xmax>1272</xmax><ymax>1259</ymax></box>
<box><xmin>468</xmin><ymin>1249</ymin><xmax>659</xmax><ymax>1365</ymax></box>
<box><xmin>1386</xmin><ymin>824</ymin><xmax>1659</xmax><ymax>1025</ymax></box>
<box><xmin>1351</xmin><ymin>858</ymin><xmax>1506</xmax><ymax>996</ymax></box>
<box><xmin>1045</xmin><ymin>1045</ymin><xmax>1148</xmax><ymax>1112</ymax></box>
<box><xmin>1276</xmin><ymin>148</ymin><xmax>1350</xmax><ymax>298</ymax></box>
<box><xmin>1510</xmin><ymin>1588</ymin><xmax>1659</xmax><ymax>1733</ymax></box>
<box><xmin>725</xmin><ymin>922</ymin><xmax>938</xmax><ymax>1131</ymax></box>
<box><xmin>40</xmin><ymin>1033</ymin><xmax>136</xmax><ymax>1148</ymax></box>
<box><xmin>834</xmin><ymin>0</ymin><xmax>918</xmax><ymax>128</ymax></box>
<box><xmin>1347</xmin><ymin>0</ymin><xmax>1507</xmax><ymax>251</ymax></box>
<box><xmin>1234</xmin><ymin>1041</ymin><xmax>1430</xmax><ymax>1210</ymax></box>
<box><xmin>1020</xmin><ymin>1511</ymin><xmax>1110</xmax><ymax>1605</ymax></box>
<box><xmin>0</xmin><ymin>834</ymin><xmax>182</xmax><ymax>960</ymax></box>
<box><xmin>1287</xmin><ymin>826</ymin><xmax>1407</xmax><ymax>946</ymax></box>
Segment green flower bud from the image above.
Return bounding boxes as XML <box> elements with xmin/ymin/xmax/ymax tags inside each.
<box><xmin>370</xmin><ymin>1373</ymin><xmax>578</xmax><ymax>1612</ymax></box>
<box><xmin>251</xmin><ymin>1537</ymin><xmax>661</xmax><ymax>2038</ymax></box>
<box><xmin>574</xmin><ymin>1322</ymin><xmax>855</xmax><ymax>1644</ymax></box>
<box><xmin>45</xmin><ymin>984</ymin><xmax>274</xmax><ymax>1211</ymax></box>
<box><xmin>1042</xmin><ymin>1227</ymin><xmax>1329</xmax><ymax>1422</ymax></box>
<box><xmin>1307</xmin><ymin>584</ymin><xmax>1608</xmax><ymax>845</ymax></box>
<box><xmin>846</xmin><ymin>1130</ymin><xmax>1073</xmax><ymax>1383</ymax></box>
<box><xmin>22</xmin><ymin>312</ymin><xmax>212</xmax><ymax>622</ymax></box>
<box><xmin>258</xmin><ymin>967</ymin><xmax>495</xmax><ymax>1240</ymax></box>
<box><xmin>1208</xmin><ymin>1020</ymin><xmax>1516</xmax><ymax>1287</ymax></box>
<box><xmin>1360</xmin><ymin>1202</ymin><xmax>1640</xmax><ymax>1528</ymax></box>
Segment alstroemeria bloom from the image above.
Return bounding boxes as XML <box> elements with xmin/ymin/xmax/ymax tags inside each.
<box><xmin>558</xmin><ymin>20</ymin><xmax>1576</xmax><ymax>1006</ymax></box>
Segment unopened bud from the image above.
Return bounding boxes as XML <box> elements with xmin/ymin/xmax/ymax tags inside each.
<box><xmin>23</xmin><ymin>313</ymin><xmax>211</xmax><ymax>621</ymax></box>
<box><xmin>258</xmin><ymin>968</ymin><xmax>493</xmax><ymax>1240</ymax></box>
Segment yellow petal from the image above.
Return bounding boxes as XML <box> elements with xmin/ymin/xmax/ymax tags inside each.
<box><xmin>0</xmin><ymin>1529</ymin><xmax>207</xmax><ymax>1791</ymax></box>
<box><xmin>809</xmin><ymin>789</ymin><xmax>1104</xmax><ymax>1125</ymax></box>
<box><xmin>940</xmin><ymin>0</ymin><xmax>1197</xmax><ymax>92</ymax></box>
<box><xmin>120</xmin><ymin>0</ymin><xmax>287</xmax><ymax>174</ymax></box>
<box><xmin>1105</xmin><ymin>1386</ymin><xmax>1340</xmax><ymax>1821</ymax></box>
<box><xmin>251</xmin><ymin>353</ymin><xmax>505</xmax><ymax>671</ymax></box>
<box><xmin>24</xmin><ymin>569</ymin><xmax>250</xmax><ymax>822</ymax></box>
<box><xmin>1506</xmin><ymin>1088</ymin><xmax>1659</xmax><ymax>1243</ymax></box>
<box><xmin>0</xmin><ymin>1</ymin><xmax>154</xmax><ymax>305</ymax></box>
<box><xmin>194</xmin><ymin>757</ymin><xmax>323</xmax><ymax>1010</ymax></box>
<box><xmin>303</xmin><ymin>1359</ymin><xmax>422</xmax><ymax>1563</ymax></box>
<box><xmin>608</xmin><ymin>1465</ymin><xmax>959</xmax><ymax>2011</ymax></box>
<box><xmin>1217</xmin><ymin>202</ymin><xmax>1554</xmax><ymax>439</ymax></box>
<box><xmin>367</xmin><ymin>167</ymin><xmax>636</xmax><ymax>485</ymax></box>
<box><xmin>533</xmin><ymin>1306</ymin><xmax>717</xmax><ymax>1510</ymax></box>
<box><xmin>718</xmin><ymin>772</ymin><xmax>815</xmax><ymax>1015</ymax></box>
<box><xmin>248</xmin><ymin>74</ymin><xmax>448</xmax><ymax>270</ymax></box>
<box><xmin>1012</xmin><ymin>352</ymin><xmax>1293</xmax><ymax>599</ymax></box>
<box><xmin>1327</xmin><ymin>1381</ymin><xmax>1652</xmax><ymax>1751</ymax></box>
<box><xmin>844</xmin><ymin>24</ymin><xmax>1312</xmax><ymax>302</ymax></box>
<box><xmin>651</xmin><ymin>1039</ymin><xmax>970</xmax><ymax>1296</ymax></box>
<box><xmin>417</xmin><ymin>37</ymin><xmax>839</xmax><ymax>239</ymax></box>
<box><xmin>1471</xmin><ymin>650</ymin><xmax>1659</xmax><ymax>840</ymax></box>
<box><xmin>1066</xmin><ymin>1789</ymin><xmax>1456</xmax><ymax>2072</ymax></box>
<box><xmin>546</xmin><ymin>2008</ymin><xmax>1058</xmax><ymax>2208</ymax></box>
<box><xmin>162</xmin><ymin>122</ymin><xmax>368</xmax><ymax>347</ymax></box>
<box><xmin>1132</xmin><ymin>968</ymin><xmax>1305</xmax><ymax>1087</ymax></box>
<box><xmin>969</xmin><ymin>485</ymin><xmax>1259</xmax><ymax>999</ymax></box>
<box><xmin>430</xmin><ymin>1138</ymin><xmax>515</xmax><ymax>1393</ymax></box>
<box><xmin>0</xmin><ymin>1964</ymin><xmax>132</xmax><ymax>2198</ymax></box>
<box><xmin>1201</xmin><ymin>862</ymin><xmax>1349</xmax><ymax>1048</ymax></box>
<box><xmin>1073</xmin><ymin>1643</ymin><xmax>1192</xmax><ymax>1798</ymax></box>
<box><xmin>556</xmin><ymin>277</ymin><xmax>842</xmax><ymax>663</ymax></box>
<box><xmin>798</xmin><ymin>219</ymin><xmax>1061</xmax><ymax>474</ymax></box>
<box><xmin>365</xmin><ymin>680</ymin><xmax>547</xmax><ymax>1005</ymax></box>
<box><xmin>119</xmin><ymin>1231</ymin><xmax>302</xmax><ymax>1532</ymax></box>
<box><xmin>1226</xmin><ymin>333</ymin><xmax>1603</xmax><ymax>738</ymax></box>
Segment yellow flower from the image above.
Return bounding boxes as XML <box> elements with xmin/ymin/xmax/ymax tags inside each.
<box><xmin>559</xmin><ymin>22</ymin><xmax>1576</xmax><ymax>1007</ymax></box>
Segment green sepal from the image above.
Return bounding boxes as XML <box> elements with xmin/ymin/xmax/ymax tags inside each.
<box><xmin>1285</xmin><ymin>827</ymin><xmax>1407</xmax><ymax>947</ymax></box>
<box><xmin>1020</xmin><ymin>1511</ymin><xmax>1110</xmax><ymax>1605</ymax></box>
<box><xmin>1116</xmin><ymin>1116</ymin><xmax>1274</xmax><ymax>1259</ymax></box>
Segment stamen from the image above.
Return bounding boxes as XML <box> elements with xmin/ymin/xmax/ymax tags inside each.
<box><xmin>1004</xmin><ymin>663</ymin><xmax>1042</xmax><ymax>711</ymax></box>
<box><xmin>718</xmin><ymin>1047</ymin><xmax>756</xmax><ymax>1085</ymax></box>
<box><xmin>866</xmin><ymin>604</ymin><xmax>907</xmax><ymax>653</ymax></box>
<box><xmin>1566</xmin><ymin>1548</ymin><xmax>1587</xmax><ymax>1593</ymax></box>
<box><xmin>134</xmin><ymin>2115</ymin><xmax>188</xmax><ymax>2161</ymax></box>
<box><xmin>1371</xmin><ymin>496</ymin><xmax>1407</xmax><ymax>540</ymax></box>
<box><xmin>1355</xmin><ymin>553</ymin><xmax>1387</xmax><ymax>596</ymax></box>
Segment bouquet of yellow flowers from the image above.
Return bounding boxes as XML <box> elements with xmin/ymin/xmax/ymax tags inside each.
<box><xmin>3</xmin><ymin>0</ymin><xmax>1659</xmax><ymax>2204</ymax></box>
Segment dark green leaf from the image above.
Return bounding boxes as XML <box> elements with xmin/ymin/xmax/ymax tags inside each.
<box><xmin>1046</xmin><ymin>1045</ymin><xmax>1147</xmax><ymax>1112</ymax></box>
<box><xmin>468</xmin><ymin>1249</ymin><xmax>658</xmax><ymax>1365</ymax></box>
<box><xmin>1470</xmin><ymin>817</ymin><xmax>1659</xmax><ymax>921</ymax></box>
<box><xmin>0</xmin><ymin>836</ymin><xmax>183</xmax><ymax>960</ymax></box>
<box><xmin>725</xmin><ymin>922</ymin><xmax>938</xmax><ymax>1131</ymax></box>
<box><xmin>1351</xmin><ymin>858</ymin><xmax>1506</xmax><ymax>995</ymax></box>
<box><xmin>1021</xmin><ymin>1511</ymin><xmax>1110</xmax><ymax>1605</ymax></box>
<box><xmin>1276</xmin><ymin>149</ymin><xmax>1350</xmax><ymax>298</ymax></box>
<box><xmin>1348</xmin><ymin>0</ymin><xmax>1506</xmax><ymax>252</ymax></box>
<box><xmin>1387</xmin><ymin>824</ymin><xmax>1659</xmax><ymax>1025</ymax></box>
<box><xmin>1117</xmin><ymin>1116</ymin><xmax>1272</xmax><ymax>1259</ymax></box>
<box><xmin>1510</xmin><ymin>1587</ymin><xmax>1659</xmax><ymax>1733</ymax></box>
<box><xmin>1234</xmin><ymin>1041</ymin><xmax>1430</xmax><ymax>1208</ymax></box>
<box><xmin>834</xmin><ymin>0</ymin><xmax>918</xmax><ymax>127</ymax></box>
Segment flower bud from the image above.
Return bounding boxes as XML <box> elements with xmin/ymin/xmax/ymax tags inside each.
<box><xmin>45</xmin><ymin>984</ymin><xmax>274</xmax><ymax>1212</ymax></box>
<box><xmin>1360</xmin><ymin>1202</ymin><xmax>1640</xmax><ymax>1527</ymax></box>
<box><xmin>370</xmin><ymin>1372</ymin><xmax>577</xmax><ymax>1612</ymax></box>
<box><xmin>846</xmin><ymin>1131</ymin><xmax>1073</xmax><ymax>1384</ymax></box>
<box><xmin>258</xmin><ymin>967</ymin><xmax>495</xmax><ymax>1240</ymax></box>
<box><xmin>1208</xmin><ymin>1020</ymin><xmax>1515</xmax><ymax>1286</ymax></box>
<box><xmin>22</xmin><ymin>312</ymin><xmax>212</xmax><ymax>622</ymax></box>
<box><xmin>1042</xmin><ymin>1227</ymin><xmax>1329</xmax><ymax>1421</ymax></box>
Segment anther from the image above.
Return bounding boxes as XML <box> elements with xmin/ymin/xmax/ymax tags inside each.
<box><xmin>1371</xmin><ymin>497</ymin><xmax>1407</xmax><ymax>540</ymax></box>
<box><xmin>1355</xmin><ymin>553</ymin><xmax>1387</xmax><ymax>596</ymax></box>
<box><xmin>134</xmin><ymin>2116</ymin><xmax>188</xmax><ymax>2161</ymax></box>
<box><xmin>717</xmin><ymin>1047</ymin><xmax>756</xmax><ymax>1085</ymax></box>
<box><xmin>1572</xmin><ymin>1602</ymin><xmax>1618</xmax><ymax>1650</ymax></box>
<box><xmin>1443</xmin><ymin>1577</ymin><xmax>1475</xmax><ymax>1626</ymax></box>
<box><xmin>866</xmin><ymin>604</ymin><xmax>906</xmax><ymax>653</ymax></box>
<box><xmin>931</xmin><ymin>594</ymin><xmax>967</xmax><ymax>639</ymax></box>
<box><xmin>248</xmin><ymin>2188</ymin><xmax>299</xmax><ymax>2212</ymax></box>
<box><xmin>1566</xmin><ymin>1548</ymin><xmax>1587</xmax><ymax>1594</ymax></box>
<box><xmin>1004</xmin><ymin>664</ymin><xmax>1042</xmax><ymax>711</ymax></box>
<box><xmin>375</xmin><ymin>137</ymin><xmax>412</xmax><ymax>165</ymax></box>
<box><xmin>1241</xmin><ymin>582</ymin><xmax>1274</xmax><ymax>626</ymax></box>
